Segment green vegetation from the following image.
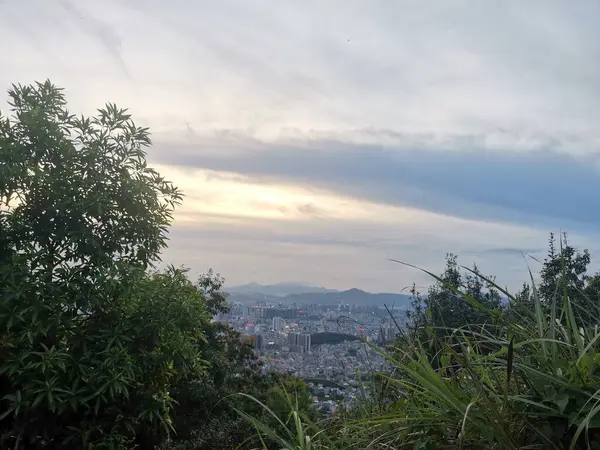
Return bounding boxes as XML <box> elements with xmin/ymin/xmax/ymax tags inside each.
<box><xmin>0</xmin><ymin>81</ymin><xmax>314</xmax><ymax>449</ymax></box>
<box><xmin>244</xmin><ymin>235</ymin><xmax>600</xmax><ymax>449</ymax></box>
<box><xmin>5</xmin><ymin>81</ymin><xmax>600</xmax><ymax>449</ymax></box>
<box><xmin>310</xmin><ymin>332</ymin><xmax>359</xmax><ymax>346</ymax></box>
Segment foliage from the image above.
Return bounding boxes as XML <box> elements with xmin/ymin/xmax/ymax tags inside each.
<box><xmin>539</xmin><ymin>233</ymin><xmax>590</xmax><ymax>304</ymax></box>
<box><xmin>264</xmin><ymin>375</ymin><xmax>317</xmax><ymax>426</ymax></box>
<box><xmin>233</xmin><ymin>384</ymin><xmax>330</xmax><ymax>450</ymax></box>
<box><xmin>242</xmin><ymin>237</ymin><xmax>600</xmax><ymax>449</ymax></box>
<box><xmin>404</xmin><ymin>254</ymin><xmax>504</xmax><ymax>370</ymax></box>
<box><xmin>164</xmin><ymin>347</ymin><xmax>317</xmax><ymax>449</ymax></box>
<box><xmin>310</xmin><ymin>332</ymin><xmax>359</xmax><ymax>346</ymax></box>
<box><xmin>0</xmin><ymin>80</ymin><xmax>320</xmax><ymax>450</ymax></box>
<box><xmin>409</xmin><ymin>253</ymin><xmax>503</xmax><ymax>331</ymax></box>
<box><xmin>163</xmin><ymin>301</ymin><xmax>273</xmax><ymax>449</ymax></box>
<box><xmin>0</xmin><ymin>81</ymin><xmax>210</xmax><ymax>449</ymax></box>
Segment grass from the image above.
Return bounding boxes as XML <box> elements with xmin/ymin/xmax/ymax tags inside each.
<box><xmin>237</xmin><ymin>250</ymin><xmax>600</xmax><ymax>450</ymax></box>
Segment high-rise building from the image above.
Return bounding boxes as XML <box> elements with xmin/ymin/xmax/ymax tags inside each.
<box><xmin>378</xmin><ymin>324</ymin><xmax>396</xmax><ymax>343</ymax></box>
<box><xmin>288</xmin><ymin>332</ymin><xmax>311</xmax><ymax>353</ymax></box>
<box><xmin>301</xmin><ymin>333</ymin><xmax>311</xmax><ymax>353</ymax></box>
<box><xmin>252</xmin><ymin>305</ymin><xmax>265</xmax><ymax>318</ymax></box>
<box><xmin>272</xmin><ymin>316</ymin><xmax>283</xmax><ymax>331</ymax></box>
<box><xmin>288</xmin><ymin>332</ymin><xmax>299</xmax><ymax>347</ymax></box>
<box><xmin>255</xmin><ymin>334</ymin><xmax>264</xmax><ymax>350</ymax></box>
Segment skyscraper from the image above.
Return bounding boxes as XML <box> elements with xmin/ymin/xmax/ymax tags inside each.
<box><xmin>255</xmin><ymin>334</ymin><xmax>264</xmax><ymax>350</ymax></box>
<box><xmin>301</xmin><ymin>333</ymin><xmax>311</xmax><ymax>353</ymax></box>
<box><xmin>288</xmin><ymin>332</ymin><xmax>311</xmax><ymax>353</ymax></box>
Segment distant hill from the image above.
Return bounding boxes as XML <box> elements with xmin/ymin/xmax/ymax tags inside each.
<box><xmin>226</xmin><ymin>282</ymin><xmax>338</xmax><ymax>297</ymax></box>
<box><xmin>282</xmin><ymin>288</ymin><xmax>411</xmax><ymax>307</ymax></box>
<box><xmin>226</xmin><ymin>284</ymin><xmax>412</xmax><ymax>308</ymax></box>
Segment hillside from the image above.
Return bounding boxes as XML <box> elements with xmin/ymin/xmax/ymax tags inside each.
<box><xmin>283</xmin><ymin>288</ymin><xmax>411</xmax><ymax>307</ymax></box>
<box><xmin>228</xmin><ymin>285</ymin><xmax>412</xmax><ymax>307</ymax></box>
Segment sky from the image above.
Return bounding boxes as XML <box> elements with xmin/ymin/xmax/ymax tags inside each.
<box><xmin>1</xmin><ymin>0</ymin><xmax>600</xmax><ymax>293</ymax></box>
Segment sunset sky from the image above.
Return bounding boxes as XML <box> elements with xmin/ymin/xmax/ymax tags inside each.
<box><xmin>2</xmin><ymin>0</ymin><xmax>600</xmax><ymax>292</ymax></box>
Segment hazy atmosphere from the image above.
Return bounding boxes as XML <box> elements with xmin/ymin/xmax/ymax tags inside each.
<box><xmin>2</xmin><ymin>0</ymin><xmax>599</xmax><ymax>292</ymax></box>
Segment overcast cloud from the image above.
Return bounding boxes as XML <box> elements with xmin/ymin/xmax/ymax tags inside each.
<box><xmin>1</xmin><ymin>0</ymin><xmax>599</xmax><ymax>292</ymax></box>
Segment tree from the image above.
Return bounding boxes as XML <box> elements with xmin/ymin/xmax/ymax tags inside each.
<box><xmin>539</xmin><ymin>233</ymin><xmax>591</xmax><ymax>319</ymax></box>
<box><xmin>512</xmin><ymin>233</ymin><xmax>594</xmax><ymax>324</ymax></box>
<box><xmin>197</xmin><ymin>269</ymin><xmax>231</xmax><ymax>316</ymax></box>
<box><xmin>405</xmin><ymin>254</ymin><xmax>504</xmax><ymax>367</ymax></box>
<box><xmin>0</xmin><ymin>80</ymin><xmax>209</xmax><ymax>449</ymax></box>
<box><xmin>409</xmin><ymin>254</ymin><xmax>502</xmax><ymax>332</ymax></box>
<box><xmin>0</xmin><ymin>80</ymin><xmax>319</xmax><ymax>450</ymax></box>
<box><xmin>505</xmin><ymin>282</ymin><xmax>534</xmax><ymax>323</ymax></box>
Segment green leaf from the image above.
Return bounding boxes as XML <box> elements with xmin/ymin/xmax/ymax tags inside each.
<box><xmin>551</xmin><ymin>392</ymin><xmax>571</xmax><ymax>414</ymax></box>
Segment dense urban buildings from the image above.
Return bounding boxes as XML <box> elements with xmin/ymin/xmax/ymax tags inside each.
<box><xmin>214</xmin><ymin>297</ymin><xmax>409</xmax><ymax>412</ymax></box>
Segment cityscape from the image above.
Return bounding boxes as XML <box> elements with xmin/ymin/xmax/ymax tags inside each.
<box><xmin>214</xmin><ymin>287</ymin><xmax>410</xmax><ymax>413</ymax></box>
<box><xmin>2</xmin><ymin>1</ymin><xmax>593</xmax><ymax>447</ymax></box>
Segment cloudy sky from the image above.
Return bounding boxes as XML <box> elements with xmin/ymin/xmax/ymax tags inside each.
<box><xmin>2</xmin><ymin>0</ymin><xmax>600</xmax><ymax>292</ymax></box>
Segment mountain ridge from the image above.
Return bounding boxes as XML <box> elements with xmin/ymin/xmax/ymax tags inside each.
<box><xmin>226</xmin><ymin>283</ymin><xmax>412</xmax><ymax>307</ymax></box>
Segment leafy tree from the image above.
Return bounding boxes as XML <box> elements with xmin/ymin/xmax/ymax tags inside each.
<box><xmin>512</xmin><ymin>233</ymin><xmax>595</xmax><ymax>324</ymax></box>
<box><xmin>539</xmin><ymin>233</ymin><xmax>591</xmax><ymax>319</ymax></box>
<box><xmin>0</xmin><ymin>80</ymin><xmax>210</xmax><ymax>449</ymax></box>
<box><xmin>405</xmin><ymin>254</ymin><xmax>504</xmax><ymax>368</ymax></box>
<box><xmin>583</xmin><ymin>274</ymin><xmax>600</xmax><ymax>315</ymax></box>
<box><xmin>0</xmin><ymin>80</ymin><xmax>318</xmax><ymax>450</ymax></box>
<box><xmin>166</xmin><ymin>317</ymin><xmax>272</xmax><ymax>449</ymax></box>
<box><xmin>197</xmin><ymin>269</ymin><xmax>230</xmax><ymax>316</ymax></box>
<box><xmin>408</xmin><ymin>254</ymin><xmax>502</xmax><ymax>332</ymax></box>
<box><xmin>505</xmin><ymin>282</ymin><xmax>534</xmax><ymax>323</ymax></box>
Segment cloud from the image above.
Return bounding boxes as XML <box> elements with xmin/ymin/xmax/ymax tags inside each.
<box><xmin>2</xmin><ymin>0</ymin><xmax>600</xmax><ymax>291</ymax></box>
<box><xmin>161</xmin><ymin>213</ymin><xmax>548</xmax><ymax>293</ymax></box>
<box><xmin>474</xmin><ymin>248</ymin><xmax>546</xmax><ymax>257</ymax></box>
<box><xmin>3</xmin><ymin>0</ymin><xmax>600</xmax><ymax>140</ymax></box>
<box><xmin>57</xmin><ymin>0</ymin><xmax>130</xmax><ymax>78</ymax></box>
<box><xmin>297</xmin><ymin>203</ymin><xmax>325</xmax><ymax>217</ymax></box>
<box><xmin>151</xmin><ymin>135</ymin><xmax>600</xmax><ymax>233</ymax></box>
<box><xmin>149</xmin><ymin>162</ymin><xmax>563</xmax><ymax>291</ymax></box>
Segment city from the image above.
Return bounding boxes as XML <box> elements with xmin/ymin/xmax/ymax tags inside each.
<box><xmin>2</xmin><ymin>1</ymin><xmax>593</xmax><ymax>447</ymax></box>
<box><xmin>214</xmin><ymin>298</ymin><xmax>409</xmax><ymax>413</ymax></box>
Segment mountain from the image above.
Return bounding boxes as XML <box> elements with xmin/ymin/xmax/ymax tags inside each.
<box><xmin>226</xmin><ymin>284</ymin><xmax>411</xmax><ymax>308</ymax></box>
<box><xmin>225</xmin><ymin>282</ymin><xmax>338</xmax><ymax>297</ymax></box>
